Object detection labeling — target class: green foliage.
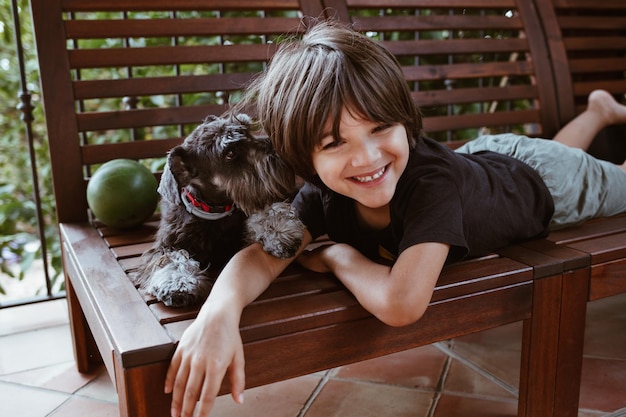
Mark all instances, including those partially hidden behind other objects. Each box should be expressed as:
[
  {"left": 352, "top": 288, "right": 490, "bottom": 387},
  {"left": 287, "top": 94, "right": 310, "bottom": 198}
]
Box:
[{"left": 0, "top": 0, "right": 62, "bottom": 297}]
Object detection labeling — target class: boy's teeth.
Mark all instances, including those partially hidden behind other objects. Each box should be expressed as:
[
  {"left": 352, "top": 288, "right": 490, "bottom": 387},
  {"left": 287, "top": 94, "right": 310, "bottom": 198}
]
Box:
[{"left": 354, "top": 167, "right": 385, "bottom": 183}]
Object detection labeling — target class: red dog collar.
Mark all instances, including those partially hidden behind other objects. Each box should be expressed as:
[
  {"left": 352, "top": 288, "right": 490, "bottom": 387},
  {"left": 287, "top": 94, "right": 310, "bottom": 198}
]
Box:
[{"left": 181, "top": 188, "right": 235, "bottom": 220}]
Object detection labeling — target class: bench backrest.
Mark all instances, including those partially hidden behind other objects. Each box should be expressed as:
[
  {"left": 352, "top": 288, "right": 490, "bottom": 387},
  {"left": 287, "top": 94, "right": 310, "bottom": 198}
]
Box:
[
  {"left": 535, "top": 0, "right": 626, "bottom": 124},
  {"left": 323, "top": 0, "right": 561, "bottom": 141},
  {"left": 32, "top": 0, "right": 569, "bottom": 225},
  {"left": 31, "top": 0, "right": 326, "bottom": 224}
]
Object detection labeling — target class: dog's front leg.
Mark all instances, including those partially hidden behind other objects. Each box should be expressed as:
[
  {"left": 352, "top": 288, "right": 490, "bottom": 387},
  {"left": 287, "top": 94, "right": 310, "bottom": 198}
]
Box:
[
  {"left": 144, "top": 249, "right": 212, "bottom": 307},
  {"left": 245, "top": 202, "right": 304, "bottom": 259}
]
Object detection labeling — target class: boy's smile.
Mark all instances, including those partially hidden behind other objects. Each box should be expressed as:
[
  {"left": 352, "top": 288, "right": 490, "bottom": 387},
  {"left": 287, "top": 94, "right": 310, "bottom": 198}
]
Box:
[{"left": 312, "top": 109, "right": 410, "bottom": 216}]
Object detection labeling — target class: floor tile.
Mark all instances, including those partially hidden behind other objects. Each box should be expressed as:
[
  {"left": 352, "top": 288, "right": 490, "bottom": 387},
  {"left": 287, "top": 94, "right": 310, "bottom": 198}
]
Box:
[
  {"left": 75, "top": 370, "right": 118, "bottom": 403},
  {"left": 212, "top": 375, "right": 320, "bottom": 417},
  {"left": 583, "top": 295, "right": 626, "bottom": 361},
  {"left": 443, "top": 358, "right": 516, "bottom": 400},
  {"left": 0, "top": 361, "right": 102, "bottom": 394},
  {"left": 333, "top": 344, "right": 447, "bottom": 390},
  {"left": 0, "top": 324, "right": 73, "bottom": 375},
  {"left": 0, "top": 380, "right": 70, "bottom": 417},
  {"left": 433, "top": 393, "right": 518, "bottom": 417},
  {"left": 48, "top": 395, "right": 119, "bottom": 417},
  {"left": 0, "top": 299, "right": 68, "bottom": 336},
  {"left": 304, "top": 379, "right": 433, "bottom": 417},
  {"left": 446, "top": 337, "right": 522, "bottom": 391},
  {"left": 578, "top": 356, "right": 626, "bottom": 412}
]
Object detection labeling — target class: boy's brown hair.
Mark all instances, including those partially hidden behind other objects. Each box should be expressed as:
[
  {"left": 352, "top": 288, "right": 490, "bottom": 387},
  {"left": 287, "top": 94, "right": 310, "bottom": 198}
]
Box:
[{"left": 241, "top": 20, "right": 422, "bottom": 182}]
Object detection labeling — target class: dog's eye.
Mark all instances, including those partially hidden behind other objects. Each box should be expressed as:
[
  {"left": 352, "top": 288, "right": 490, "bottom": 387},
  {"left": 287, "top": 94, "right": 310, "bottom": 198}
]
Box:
[{"left": 225, "top": 150, "right": 236, "bottom": 160}]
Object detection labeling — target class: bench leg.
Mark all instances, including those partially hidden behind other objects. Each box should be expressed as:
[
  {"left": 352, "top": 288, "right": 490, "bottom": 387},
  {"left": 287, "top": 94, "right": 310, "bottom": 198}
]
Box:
[
  {"left": 554, "top": 268, "right": 588, "bottom": 417},
  {"left": 115, "top": 359, "right": 172, "bottom": 417},
  {"left": 518, "top": 270, "right": 588, "bottom": 417},
  {"left": 65, "top": 277, "right": 102, "bottom": 372}
]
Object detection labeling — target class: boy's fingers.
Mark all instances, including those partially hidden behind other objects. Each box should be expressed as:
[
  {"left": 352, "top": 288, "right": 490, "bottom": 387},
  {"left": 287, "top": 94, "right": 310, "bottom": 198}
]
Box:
[
  {"left": 230, "top": 342, "right": 246, "bottom": 404},
  {"left": 170, "top": 359, "right": 191, "bottom": 417},
  {"left": 180, "top": 367, "right": 206, "bottom": 417},
  {"left": 164, "top": 350, "right": 182, "bottom": 394},
  {"left": 194, "top": 380, "right": 220, "bottom": 417}
]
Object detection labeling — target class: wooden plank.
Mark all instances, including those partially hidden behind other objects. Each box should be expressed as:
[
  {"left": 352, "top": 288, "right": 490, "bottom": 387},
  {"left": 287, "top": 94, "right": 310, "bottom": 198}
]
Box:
[
  {"left": 381, "top": 38, "right": 529, "bottom": 56},
  {"left": 61, "top": 223, "right": 175, "bottom": 368},
  {"left": 553, "top": 268, "right": 588, "bottom": 417},
  {"left": 518, "top": 274, "right": 562, "bottom": 417},
  {"left": 562, "top": 232, "right": 626, "bottom": 265},
  {"left": 30, "top": 0, "right": 89, "bottom": 223},
  {"left": 345, "top": 0, "right": 516, "bottom": 7},
  {"left": 65, "top": 17, "right": 305, "bottom": 39},
  {"left": 563, "top": 37, "right": 626, "bottom": 52},
  {"left": 116, "top": 362, "right": 172, "bottom": 417},
  {"left": 557, "top": 16, "right": 626, "bottom": 30},
  {"left": 351, "top": 14, "right": 523, "bottom": 32},
  {"left": 552, "top": 0, "right": 626, "bottom": 9},
  {"left": 589, "top": 259, "right": 626, "bottom": 301},
  {"left": 402, "top": 61, "right": 534, "bottom": 82},
  {"left": 76, "top": 105, "right": 225, "bottom": 132},
  {"left": 62, "top": 0, "right": 305, "bottom": 12},
  {"left": 423, "top": 109, "right": 541, "bottom": 133},
  {"left": 73, "top": 73, "right": 256, "bottom": 100},
  {"left": 69, "top": 44, "right": 278, "bottom": 69},
  {"left": 413, "top": 85, "right": 538, "bottom": 107},
  {"left": 216, "top": 281, "right": 532, "bottom": 394},
  {"left": 547, "top": 214, "right": 626, "bottom": 245},
  {"left": 81, "top": 139, "right": 181, "bottom": 166}
]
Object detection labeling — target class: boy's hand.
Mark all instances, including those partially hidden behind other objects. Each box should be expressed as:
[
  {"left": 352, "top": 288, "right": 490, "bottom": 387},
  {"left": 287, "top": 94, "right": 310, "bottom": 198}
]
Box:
[
  {"left": 296, "top": 244, "right": 335, "bottom": 273},
  {"left": 165, "top": 308, "right": 245, "bottom": 417}
]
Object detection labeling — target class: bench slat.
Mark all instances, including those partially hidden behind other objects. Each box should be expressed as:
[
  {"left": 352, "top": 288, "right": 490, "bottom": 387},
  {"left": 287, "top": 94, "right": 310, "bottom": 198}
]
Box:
[
  {"left": 351, "top": 14, "right": 523, "bottom": 31},
  {"left": 343, "top": 0, "right": 516, "bottom": 7},
  {"left": 69, "top": 44, "right": 279, "bottom": 69},
  {"left": 73, "top": 73, "right": 256, "bottom": 100},
  {"left": 61, "top": 0, "right": 307, "bottom": 12},
  {"left": 81, "top": 139, "right": 181, "bottom": 166},
  {"left": 65, "top": 17, "right": 305, "bottom": 39}
]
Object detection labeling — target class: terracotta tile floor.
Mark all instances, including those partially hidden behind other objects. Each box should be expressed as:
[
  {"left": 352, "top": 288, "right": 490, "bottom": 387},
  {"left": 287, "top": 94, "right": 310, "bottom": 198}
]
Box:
[{"left": 1, "top": 293, "right": 625, "bottom": 417}]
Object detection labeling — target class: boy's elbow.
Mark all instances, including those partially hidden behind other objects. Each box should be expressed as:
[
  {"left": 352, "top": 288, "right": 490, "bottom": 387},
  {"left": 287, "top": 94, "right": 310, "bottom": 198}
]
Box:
[{"left": 376, "top": 298, "right": 428, "bottom": 327}]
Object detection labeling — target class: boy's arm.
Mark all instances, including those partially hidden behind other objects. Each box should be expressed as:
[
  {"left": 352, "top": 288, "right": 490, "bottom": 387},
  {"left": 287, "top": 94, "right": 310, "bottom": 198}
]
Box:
[
  {"left": 165, "top": 230, "right": 313, "bottom": 417},
  {"left": 297, "top": 242, "right": 449, "bottom": 327}
]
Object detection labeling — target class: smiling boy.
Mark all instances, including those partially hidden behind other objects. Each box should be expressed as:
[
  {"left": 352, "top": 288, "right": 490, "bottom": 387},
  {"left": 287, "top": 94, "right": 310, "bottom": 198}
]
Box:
[{"left": 164, "top": 20, "right": 626, "bottom": 417}]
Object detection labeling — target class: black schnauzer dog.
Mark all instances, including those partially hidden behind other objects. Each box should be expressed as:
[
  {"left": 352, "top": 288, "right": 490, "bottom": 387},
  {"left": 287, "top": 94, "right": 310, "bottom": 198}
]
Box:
[{"left": 131, "top": 114, "right": 304, "bottom": 307}]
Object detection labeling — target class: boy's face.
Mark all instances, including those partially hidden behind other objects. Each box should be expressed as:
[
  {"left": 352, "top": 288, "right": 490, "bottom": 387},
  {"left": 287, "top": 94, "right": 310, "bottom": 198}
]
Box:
[{"left": 312, "top": 109, "right": 410, "bottom": 211}]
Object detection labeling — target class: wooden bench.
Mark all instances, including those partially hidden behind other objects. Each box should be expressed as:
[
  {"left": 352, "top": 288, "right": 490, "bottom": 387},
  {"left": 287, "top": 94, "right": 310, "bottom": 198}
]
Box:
[{"left": 30, "top": 1, "right": 625, "bottom": 416}]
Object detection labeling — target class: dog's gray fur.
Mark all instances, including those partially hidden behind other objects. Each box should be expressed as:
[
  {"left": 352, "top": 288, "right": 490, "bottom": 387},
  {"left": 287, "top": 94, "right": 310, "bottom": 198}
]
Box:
[{"left": 131, "top": 114, "right": 304, "bottom": 307}]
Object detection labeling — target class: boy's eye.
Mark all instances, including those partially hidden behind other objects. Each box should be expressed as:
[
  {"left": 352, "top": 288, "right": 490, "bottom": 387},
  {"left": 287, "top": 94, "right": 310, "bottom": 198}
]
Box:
[
  {"left": 372, "top": 123, "right": 393, "bottom": 134},
  {"left": 319, "top": 138, "right": 342, "bottom": 151}
]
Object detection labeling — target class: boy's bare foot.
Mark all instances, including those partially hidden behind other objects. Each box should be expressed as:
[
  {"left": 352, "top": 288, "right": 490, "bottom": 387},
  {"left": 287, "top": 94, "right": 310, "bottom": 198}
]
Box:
[{"left": 587, "top": 90, "right": 626, "bottom": 126}]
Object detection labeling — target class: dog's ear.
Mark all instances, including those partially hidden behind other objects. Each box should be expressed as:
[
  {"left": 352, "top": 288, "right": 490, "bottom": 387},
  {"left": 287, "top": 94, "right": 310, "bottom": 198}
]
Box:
[
  {"left": 157, "top": 146, "right": 194, "bottom": 205},
  {"left": 157, "top": 162, "right": 181, "bottom": 205}
]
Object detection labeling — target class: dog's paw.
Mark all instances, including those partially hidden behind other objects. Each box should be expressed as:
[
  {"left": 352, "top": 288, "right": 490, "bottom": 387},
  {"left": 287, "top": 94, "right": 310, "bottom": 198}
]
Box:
[
  {"left": 246, "top": 202, "right": 304, "bottom": 259},
  {"left": 143, "top": 249, "right": 213, "bottom": 307}
]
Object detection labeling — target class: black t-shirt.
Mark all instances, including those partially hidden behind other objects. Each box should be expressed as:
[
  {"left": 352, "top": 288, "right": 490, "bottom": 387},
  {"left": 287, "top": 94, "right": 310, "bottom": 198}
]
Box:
[{"left": 292, "top": 135, "right": 554, "bottom": 263}]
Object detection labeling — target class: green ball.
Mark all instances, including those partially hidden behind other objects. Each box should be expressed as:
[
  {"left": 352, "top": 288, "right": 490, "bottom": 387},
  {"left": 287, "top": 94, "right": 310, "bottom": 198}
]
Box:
[{"left": 87, "top": 159, "right": 158, "bottom": 228}]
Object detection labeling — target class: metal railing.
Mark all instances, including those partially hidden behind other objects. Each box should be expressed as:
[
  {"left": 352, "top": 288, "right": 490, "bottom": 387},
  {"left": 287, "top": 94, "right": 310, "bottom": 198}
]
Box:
[{"left": 0, "top": 0, "right": 64, "bottom": 308}]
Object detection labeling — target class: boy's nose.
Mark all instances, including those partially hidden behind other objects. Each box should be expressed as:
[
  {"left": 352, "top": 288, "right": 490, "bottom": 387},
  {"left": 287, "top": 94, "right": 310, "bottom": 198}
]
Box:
[{"left": 351, "top": 139, "right": 381, "bottom": 167}]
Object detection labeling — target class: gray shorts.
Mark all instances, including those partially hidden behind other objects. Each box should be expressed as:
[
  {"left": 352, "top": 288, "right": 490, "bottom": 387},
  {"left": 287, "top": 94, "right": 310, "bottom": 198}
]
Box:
[{"left": 456, "top": 134, "right": 626, "bottom": 229}]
